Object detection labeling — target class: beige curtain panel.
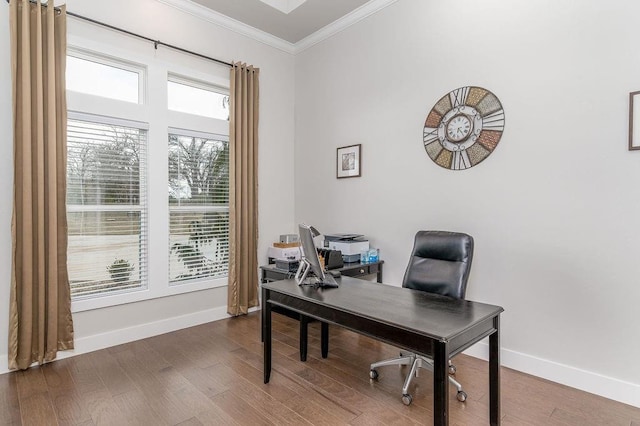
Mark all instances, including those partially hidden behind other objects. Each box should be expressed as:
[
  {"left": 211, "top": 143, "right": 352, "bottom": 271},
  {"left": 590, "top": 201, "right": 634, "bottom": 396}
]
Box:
[
  {"left": 9, "top": 0, "right": 74, "bottom": 370},
  {"left": 227, "top": 62, "right": 260, "bottom": 316}
]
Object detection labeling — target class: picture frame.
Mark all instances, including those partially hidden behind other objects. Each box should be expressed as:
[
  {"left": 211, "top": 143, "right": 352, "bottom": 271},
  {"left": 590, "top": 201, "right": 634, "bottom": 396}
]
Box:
[
  {"left": 629, "top": 91, "right": 640, "bottom": 150},
  {"left": 336, "top": 144, "right": 361, "bottom": 178}
]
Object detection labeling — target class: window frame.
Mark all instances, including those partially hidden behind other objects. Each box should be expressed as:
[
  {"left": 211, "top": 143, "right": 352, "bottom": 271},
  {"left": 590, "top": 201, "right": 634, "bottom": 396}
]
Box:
[{"left": 66, "top": 111, "right": 149, "bottom": 300}]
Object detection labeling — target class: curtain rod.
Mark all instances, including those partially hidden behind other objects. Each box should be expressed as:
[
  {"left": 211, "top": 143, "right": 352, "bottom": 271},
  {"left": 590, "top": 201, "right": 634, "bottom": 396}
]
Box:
[{"left": 5, "top": 0, "right": 233, "bottom": 68}]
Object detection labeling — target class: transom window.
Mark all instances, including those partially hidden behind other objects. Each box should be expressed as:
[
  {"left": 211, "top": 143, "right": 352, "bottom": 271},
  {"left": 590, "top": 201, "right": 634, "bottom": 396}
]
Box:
[
  {"left": 67, "top": 51, "right": 143, "bottom": 104},
  {"left": 168, "top": 75, "right": 229, "bottom": 120}
]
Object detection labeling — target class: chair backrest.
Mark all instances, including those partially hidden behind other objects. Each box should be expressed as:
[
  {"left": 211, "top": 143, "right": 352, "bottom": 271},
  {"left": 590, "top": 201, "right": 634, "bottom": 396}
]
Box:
[{"left": 402, "top": 230, "right": 474, "bottom": 299}]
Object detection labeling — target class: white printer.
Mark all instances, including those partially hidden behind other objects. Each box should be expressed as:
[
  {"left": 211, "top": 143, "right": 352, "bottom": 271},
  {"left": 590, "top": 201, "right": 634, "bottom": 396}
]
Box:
[
  {"left": 267, "top": 246, "right": 301, "bottom": 263},
  {"left": 323, "top": 233, "right": 369, "bottom": 263}
]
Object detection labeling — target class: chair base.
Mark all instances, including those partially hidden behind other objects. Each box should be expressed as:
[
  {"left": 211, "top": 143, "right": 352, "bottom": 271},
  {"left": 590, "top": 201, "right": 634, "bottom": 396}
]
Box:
[{"left": 370, "top": 352, "right": 467, "bottom": 405}]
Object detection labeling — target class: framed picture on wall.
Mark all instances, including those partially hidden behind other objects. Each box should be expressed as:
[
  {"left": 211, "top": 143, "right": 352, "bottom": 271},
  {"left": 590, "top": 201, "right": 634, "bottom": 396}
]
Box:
[
  {"left": 336, "top": 144, "right": 361, "bottom": 178},
  {"left": 629, "top": 91, "right": 640, "bottom": 150}
]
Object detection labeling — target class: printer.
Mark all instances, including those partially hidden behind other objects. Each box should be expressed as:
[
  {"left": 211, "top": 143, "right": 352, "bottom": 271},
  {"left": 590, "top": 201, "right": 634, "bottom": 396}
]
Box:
[
  {"left": 323, "top": 233, "right": 369, "bottom": 263},
  {"left": 267, "top": 246, "right": 301, "bottom": 264}
]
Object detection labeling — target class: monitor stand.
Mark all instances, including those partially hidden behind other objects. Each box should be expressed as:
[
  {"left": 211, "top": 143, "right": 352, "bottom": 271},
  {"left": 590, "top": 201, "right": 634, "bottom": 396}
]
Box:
[{"left": 294, "top": 258, "right": 311, "bottom": 285}]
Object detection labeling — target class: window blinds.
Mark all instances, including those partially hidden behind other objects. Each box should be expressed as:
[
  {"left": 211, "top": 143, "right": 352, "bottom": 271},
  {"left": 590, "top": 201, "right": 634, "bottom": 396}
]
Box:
[
  {"left": 67, "top": 113, "right": 148, "bottom": 298},
  {"left": 168, "top": 130, "right": 229, "bottom": 283}
]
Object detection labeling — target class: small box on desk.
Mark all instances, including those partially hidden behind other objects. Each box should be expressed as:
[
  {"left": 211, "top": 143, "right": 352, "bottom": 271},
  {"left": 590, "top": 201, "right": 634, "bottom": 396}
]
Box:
[
  {"left": 275, "top": 258, "right": 299, "bottom": 272},
  {"left": 272, "top": 241, "right": 300, "bottom": 248},
  {"left": 279, "top": 234, "right": 299, "bottom": 243}
]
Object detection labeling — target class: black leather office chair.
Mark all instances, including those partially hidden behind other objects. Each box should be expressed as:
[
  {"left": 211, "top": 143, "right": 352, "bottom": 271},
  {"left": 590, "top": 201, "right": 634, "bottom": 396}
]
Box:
[{"left": 369, "top": 230, "right": 474, "bottom": 406}]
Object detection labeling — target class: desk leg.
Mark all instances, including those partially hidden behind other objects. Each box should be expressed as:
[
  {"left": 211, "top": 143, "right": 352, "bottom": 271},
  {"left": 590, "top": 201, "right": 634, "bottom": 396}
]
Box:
[
  {"left": 300, "top": 315, "right": 309, "bottom": 362},
  {"left": 433, "top": 341, "right": 449, "bottom": 426},
  {"left": 377, "top": 263, "right": 383, "bottom": 283},
  {"left": 260, "top": 270, "right": 267, "bottom": 342},
  {"left": 489, "top": 316, "right": 501, "bottom": 425},
  {"left": 263, "top": 287, "right": 272, "bottom": 383},
  {"left": 321, "top": 322, "right": 329, "bottom": 358}
]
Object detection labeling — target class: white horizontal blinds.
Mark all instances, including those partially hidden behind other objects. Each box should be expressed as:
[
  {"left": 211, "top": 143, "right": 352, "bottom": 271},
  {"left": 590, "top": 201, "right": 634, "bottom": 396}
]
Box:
[
  {"left": 67, "top": 114, "right": 148, "bottom": 298},
  {"left": 168, "top": 131, "right": 229, "bottom": 283}
]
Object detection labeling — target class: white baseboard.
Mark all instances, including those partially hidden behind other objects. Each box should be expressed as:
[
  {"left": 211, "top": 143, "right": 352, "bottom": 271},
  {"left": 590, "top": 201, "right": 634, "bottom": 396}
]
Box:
[
  {"left": 463, "top": 343, "right": 640, "bottom": 408},
  {"left": 0, "top": 305, "right": 259, "bottom": 376}
]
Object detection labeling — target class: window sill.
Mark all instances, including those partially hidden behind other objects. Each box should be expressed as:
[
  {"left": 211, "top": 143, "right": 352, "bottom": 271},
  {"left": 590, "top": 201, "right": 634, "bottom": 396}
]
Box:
[{"left": 70, "top": 276, "right": 228, "bottom": 313}]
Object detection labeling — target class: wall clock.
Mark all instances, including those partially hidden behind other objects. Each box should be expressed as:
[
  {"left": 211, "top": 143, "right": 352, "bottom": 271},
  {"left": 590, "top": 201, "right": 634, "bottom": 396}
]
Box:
[{"left": 423, "top": 86, "right": 505, "bottom": 170}]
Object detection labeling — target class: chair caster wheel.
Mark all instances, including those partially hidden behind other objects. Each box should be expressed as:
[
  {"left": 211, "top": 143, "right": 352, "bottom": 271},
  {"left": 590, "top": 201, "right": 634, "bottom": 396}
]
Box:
[
  {"left": 369, "top": 369, "right": 379, "bottom": 380},
  {"left": 456, "top": 390, "right": 467, "bottom": 402},
  {"left": 402, "top": 394, "right": 413, "bottom": 406},
  {"left": 449, "top": 364, "right": 456, "bottom": 375}
]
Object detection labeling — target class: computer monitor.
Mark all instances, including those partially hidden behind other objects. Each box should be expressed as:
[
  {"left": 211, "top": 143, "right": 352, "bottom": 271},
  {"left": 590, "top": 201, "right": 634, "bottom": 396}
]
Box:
[{"left": 295, "top": 223, "right": 332, "bottom": 286}]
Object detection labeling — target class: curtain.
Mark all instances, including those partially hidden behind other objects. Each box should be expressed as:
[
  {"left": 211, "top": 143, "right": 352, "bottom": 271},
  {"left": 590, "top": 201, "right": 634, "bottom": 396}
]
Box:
[
  {"left": 8, "top": 0, "right": 74, "bottom": 370},
  {"left": 227, "top": 62, "right": 260, "bottom": 316}
]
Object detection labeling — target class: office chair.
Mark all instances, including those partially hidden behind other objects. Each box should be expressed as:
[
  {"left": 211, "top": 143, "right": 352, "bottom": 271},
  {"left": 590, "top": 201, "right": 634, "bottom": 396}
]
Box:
[{"left": 369, "top": 230, "right": 474, "bottom": 406}]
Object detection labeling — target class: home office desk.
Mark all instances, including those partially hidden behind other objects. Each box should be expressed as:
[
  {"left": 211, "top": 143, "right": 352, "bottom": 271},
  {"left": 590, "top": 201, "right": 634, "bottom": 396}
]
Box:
[
  {"left": 259, "top": 260, "right": 384, "bottom": 360},
  {"left": 262, "top": 276, "right": 504, "bottom": 426}
]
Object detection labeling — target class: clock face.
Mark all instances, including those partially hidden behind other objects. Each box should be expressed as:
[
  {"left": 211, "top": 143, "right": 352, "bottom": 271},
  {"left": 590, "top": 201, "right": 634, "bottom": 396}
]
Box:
[
  {"left": 446, "top": 114, "right": 472, "bottom": 142},
  {"left": 423, "top": 86, "right": 505, "bottom": 170}
]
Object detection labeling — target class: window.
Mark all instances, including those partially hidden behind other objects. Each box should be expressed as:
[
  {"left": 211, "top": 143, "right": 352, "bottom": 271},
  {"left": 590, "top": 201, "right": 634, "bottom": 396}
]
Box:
[
  {"left": 67, "top": 113, "right": 148, "bottom": 299},
  {"left": 65, "top": 40, "right": 230, "bottom": 310},
  {"left": 168, "top": 75, "right": 229, "bottom": 120},
  {"left": 168, "top": 130, "right": 229, "bottom": 283},
  {"left": 66, "top": 53, "right": 142, "bottom": 104}
]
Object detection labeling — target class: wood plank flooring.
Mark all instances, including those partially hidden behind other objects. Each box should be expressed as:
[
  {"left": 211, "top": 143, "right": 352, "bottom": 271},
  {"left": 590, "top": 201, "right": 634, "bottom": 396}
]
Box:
[{"left": 1, "top": 312, "right": 639, "bottom": 425}]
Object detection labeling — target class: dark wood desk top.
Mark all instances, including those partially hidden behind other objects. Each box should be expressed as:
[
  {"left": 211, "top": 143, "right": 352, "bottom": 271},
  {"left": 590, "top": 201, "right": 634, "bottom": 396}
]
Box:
[{"left": 262, "top": 276, "right": 503, "bottom": 343}]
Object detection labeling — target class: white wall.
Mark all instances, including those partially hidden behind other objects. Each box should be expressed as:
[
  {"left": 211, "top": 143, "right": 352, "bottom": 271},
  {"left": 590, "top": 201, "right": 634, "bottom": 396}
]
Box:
[
  {"left": 294, "top": 0, "right": 640, "bottom": 406},
  {"left": 0, "top": 0, "right": 295, "bottom": 368}
]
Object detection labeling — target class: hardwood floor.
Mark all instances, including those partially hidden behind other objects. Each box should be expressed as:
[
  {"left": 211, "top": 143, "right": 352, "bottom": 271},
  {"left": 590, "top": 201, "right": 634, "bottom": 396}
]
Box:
[{"left": 1, "top": 312, "right": 639, "bottom": 425}]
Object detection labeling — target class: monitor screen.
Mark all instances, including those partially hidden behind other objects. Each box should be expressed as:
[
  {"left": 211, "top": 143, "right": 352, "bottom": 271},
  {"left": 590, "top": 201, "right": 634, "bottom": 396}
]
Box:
[{"left": 296, "top": 223, "right": 326, "bottom": 284}]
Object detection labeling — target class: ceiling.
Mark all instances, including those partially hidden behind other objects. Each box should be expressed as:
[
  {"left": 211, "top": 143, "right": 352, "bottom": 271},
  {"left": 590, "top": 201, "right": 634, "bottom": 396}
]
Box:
[{"left": 190, "top": 0, "right": 373, "bottom": 44}]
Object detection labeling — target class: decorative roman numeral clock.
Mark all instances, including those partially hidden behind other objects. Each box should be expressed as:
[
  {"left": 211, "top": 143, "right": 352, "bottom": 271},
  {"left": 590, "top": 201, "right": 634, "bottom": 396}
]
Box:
[{"left": 423, "top": 86, "right": 505, "bottom": 170}]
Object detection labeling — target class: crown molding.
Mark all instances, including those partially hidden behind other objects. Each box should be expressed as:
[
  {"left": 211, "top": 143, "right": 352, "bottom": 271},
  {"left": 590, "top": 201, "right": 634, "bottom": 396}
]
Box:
[
  {"left": 156, "top": 0, "right": 296, "bottom": 54},
  {"left": 156, "top": 0, "right": 397, "bottom": 56},
  {"left": 293, "top": 0, "right": 398, "bottom": 54}
]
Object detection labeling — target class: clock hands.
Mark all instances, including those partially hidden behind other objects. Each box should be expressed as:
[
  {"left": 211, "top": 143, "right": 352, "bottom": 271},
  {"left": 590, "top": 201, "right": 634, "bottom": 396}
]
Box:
[{"left": 447, "top": 115, "right": 471, "bottom": 142}]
